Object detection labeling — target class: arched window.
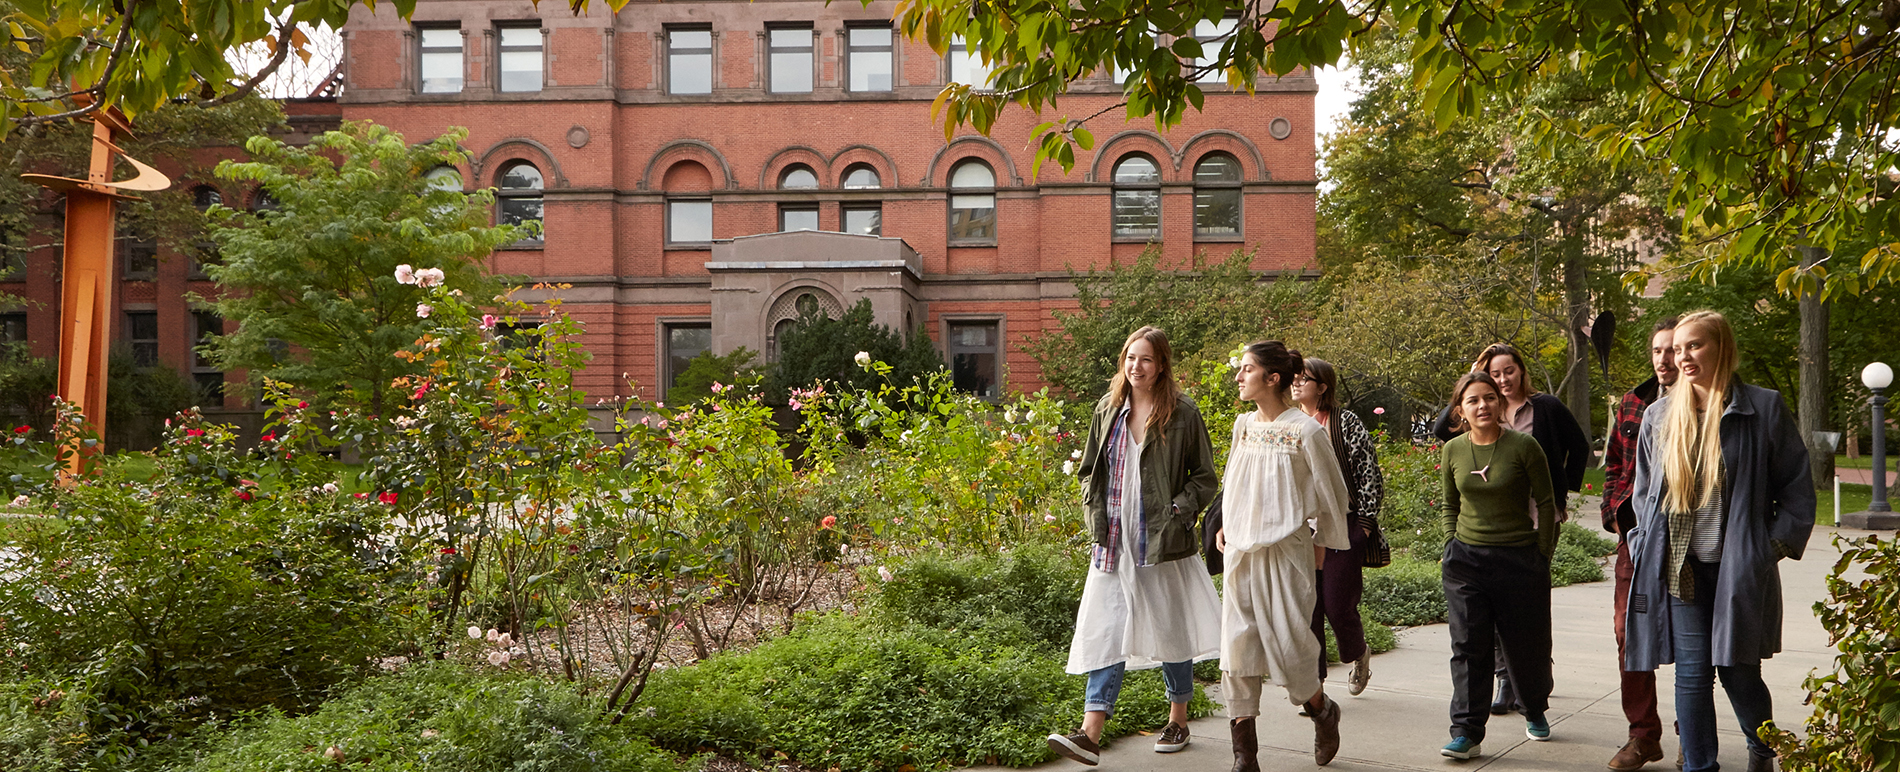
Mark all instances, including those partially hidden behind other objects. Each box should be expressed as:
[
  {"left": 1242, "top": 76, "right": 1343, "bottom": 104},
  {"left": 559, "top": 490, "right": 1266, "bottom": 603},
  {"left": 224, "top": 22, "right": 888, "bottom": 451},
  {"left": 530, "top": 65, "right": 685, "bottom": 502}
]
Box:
[
  {"left": 767, "top": 290, "right": 840, "bottom": 362},
  {"left": 1194, "top": 153, "right": 1243, "bottom": 236},
  {"left": 841, "top": 164, "right": 880, "bottom": 189},
  {"left": 1112, "top": 154, "right": 1160, "bottom": 238},
  {"left": 251, "top": 189, "right": 279, "bottom": 212},
  {"left": 497, "top": 161, "right": 544, "bottom": 240},
  {"left": 841, "top": 164, "right": 882, "bottom": 235},
  {"left": 778, "top": 165, "right": 819, "bottom": 189},
  {"left": 778, "top": 164, "right": 820, "bottom": 231},
  {"left": 948, "top": 160, "right": 996, "bottom": 243},
  {"left": 192, "top": 186, "right": 223, "bottom": 210}
]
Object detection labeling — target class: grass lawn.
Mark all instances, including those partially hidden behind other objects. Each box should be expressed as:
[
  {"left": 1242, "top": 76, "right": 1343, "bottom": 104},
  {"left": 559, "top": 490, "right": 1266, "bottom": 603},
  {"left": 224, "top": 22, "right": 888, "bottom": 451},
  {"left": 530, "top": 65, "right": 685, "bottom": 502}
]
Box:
[
  {"left": 1817, "top": 482, "right": 1876, "bottom": 527},
  {"left": 1833, "top": 453, "right": 1896, "bottom": 473}
]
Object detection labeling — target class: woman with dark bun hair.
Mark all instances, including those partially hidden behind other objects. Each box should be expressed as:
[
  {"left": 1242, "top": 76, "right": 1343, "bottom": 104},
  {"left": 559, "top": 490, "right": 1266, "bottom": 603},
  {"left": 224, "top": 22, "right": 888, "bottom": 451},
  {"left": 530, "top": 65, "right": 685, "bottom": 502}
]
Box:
[
  {"left": 1047, "top": 326, "right": 1223, "bottom": 767},
  {"left": 1290, "top": 357, "right": 1384, "bottom": 697},
  {"left": 1218, "top": 340, "right": 1353, "bottom": 770}
]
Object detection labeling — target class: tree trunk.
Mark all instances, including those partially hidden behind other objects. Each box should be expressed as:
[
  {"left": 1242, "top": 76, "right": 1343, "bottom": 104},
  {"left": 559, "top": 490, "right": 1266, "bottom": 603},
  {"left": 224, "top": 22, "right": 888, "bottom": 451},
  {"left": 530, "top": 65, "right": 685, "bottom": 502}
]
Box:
[
  {"left": 1561, "top": 226, "right": 1595, "bottom": 459},
  {"left": 1798, "top": 245, "right": 1833, "bottom": 491}
]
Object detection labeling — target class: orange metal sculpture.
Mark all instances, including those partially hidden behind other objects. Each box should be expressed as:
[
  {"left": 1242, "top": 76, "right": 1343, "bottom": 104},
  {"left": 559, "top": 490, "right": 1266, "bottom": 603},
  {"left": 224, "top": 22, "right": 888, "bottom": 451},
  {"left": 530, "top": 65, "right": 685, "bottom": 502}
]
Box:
[{"left": 21, "top": 109, "right": 170, "bottom": 475}]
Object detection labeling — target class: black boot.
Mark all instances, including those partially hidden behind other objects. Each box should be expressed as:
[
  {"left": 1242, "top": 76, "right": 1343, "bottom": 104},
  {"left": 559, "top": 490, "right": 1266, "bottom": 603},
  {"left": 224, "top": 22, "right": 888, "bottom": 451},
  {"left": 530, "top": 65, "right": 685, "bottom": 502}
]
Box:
[
  {"left": 1230, "top": 718, "right": 1260, "bottom": 772},
  {"left": 1490, "top": 672, "right": 1517, "bottom": 715}
]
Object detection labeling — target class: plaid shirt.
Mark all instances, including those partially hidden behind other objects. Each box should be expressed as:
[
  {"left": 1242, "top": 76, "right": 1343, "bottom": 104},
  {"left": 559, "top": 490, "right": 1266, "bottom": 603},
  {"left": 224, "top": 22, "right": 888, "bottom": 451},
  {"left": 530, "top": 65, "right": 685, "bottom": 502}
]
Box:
[
  {"left": 1092, "top": 408, "right": 1147, "bottom": 572},
  {"left": 1601, "top": 377, "right": 1661, "bottom": 534}
]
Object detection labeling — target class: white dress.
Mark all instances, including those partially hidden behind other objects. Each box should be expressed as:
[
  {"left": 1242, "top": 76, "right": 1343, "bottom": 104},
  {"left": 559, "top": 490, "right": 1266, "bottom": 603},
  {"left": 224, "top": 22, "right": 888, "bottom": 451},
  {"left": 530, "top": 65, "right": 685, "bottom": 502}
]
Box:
[
  {"left": 1065, "top": 426, "right": 1224, "bottom": 674},
  {"left": 1219, "top": 409, "right": 1353, "bottom": 703}
]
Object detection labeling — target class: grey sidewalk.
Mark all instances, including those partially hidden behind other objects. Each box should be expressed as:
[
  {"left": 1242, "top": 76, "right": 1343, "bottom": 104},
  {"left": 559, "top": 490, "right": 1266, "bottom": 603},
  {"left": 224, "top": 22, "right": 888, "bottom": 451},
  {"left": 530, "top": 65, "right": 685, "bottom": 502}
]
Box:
[{"left": 1028, "top": 521, "right": 1878, "bottom": 772}]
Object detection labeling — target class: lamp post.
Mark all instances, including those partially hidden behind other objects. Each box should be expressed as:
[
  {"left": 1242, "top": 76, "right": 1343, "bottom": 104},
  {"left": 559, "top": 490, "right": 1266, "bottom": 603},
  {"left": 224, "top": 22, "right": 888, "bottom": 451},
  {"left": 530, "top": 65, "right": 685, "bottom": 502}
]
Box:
[{"left": 1843, "top": 362, "right": 1894, "bottom": 529}]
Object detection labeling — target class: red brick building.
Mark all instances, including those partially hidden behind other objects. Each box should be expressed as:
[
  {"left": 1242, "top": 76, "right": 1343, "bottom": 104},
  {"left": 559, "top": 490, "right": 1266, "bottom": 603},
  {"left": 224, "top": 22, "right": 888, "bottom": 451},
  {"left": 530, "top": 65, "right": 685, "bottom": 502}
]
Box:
[
  {"left": 340, "top": 0, "right": 1318, "bottom": 400},
  {"left": 4, "top": 0, "right": 1316, "bottom": 411}
]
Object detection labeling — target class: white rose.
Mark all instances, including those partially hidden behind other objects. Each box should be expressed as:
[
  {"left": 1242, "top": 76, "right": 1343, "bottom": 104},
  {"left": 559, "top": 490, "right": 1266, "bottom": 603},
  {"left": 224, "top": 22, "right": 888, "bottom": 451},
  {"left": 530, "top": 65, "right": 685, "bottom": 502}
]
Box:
[
  {"left": 486, "top": 650, "right": 506, "bottom": 666},
  {"left": 853, "top": 351, "right": 872, "bottom": 368},
  {"left": 395, "top": 264, "right": 416, "bottom": 284},
  {"left": 1070, "top": 449, "right": 1082, "bottom": 460},
  {"left": 321, "top": 482, "right": 339, "bottom": 494},
  {"left": 416, "top": 303, "right": 433, "bottom": 319},
  {"left": 467, "top": 626, "right": 483, "bottom": 640},
  {"left": 416, "top": 267, "right": 446, "bottom": 287},
  {"left": 1062, "top": 460, "right": 1076, "bottom": 476},
  {"left": 876, "top": 566, "right": 894, "bottom": 582}
]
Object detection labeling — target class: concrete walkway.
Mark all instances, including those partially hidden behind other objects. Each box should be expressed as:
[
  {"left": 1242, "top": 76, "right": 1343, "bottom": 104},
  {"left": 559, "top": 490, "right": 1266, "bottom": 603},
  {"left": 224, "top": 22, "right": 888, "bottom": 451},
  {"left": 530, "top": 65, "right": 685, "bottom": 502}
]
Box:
[{"left": 1031, "top": 519, "right": 1881, "bottom": 772}]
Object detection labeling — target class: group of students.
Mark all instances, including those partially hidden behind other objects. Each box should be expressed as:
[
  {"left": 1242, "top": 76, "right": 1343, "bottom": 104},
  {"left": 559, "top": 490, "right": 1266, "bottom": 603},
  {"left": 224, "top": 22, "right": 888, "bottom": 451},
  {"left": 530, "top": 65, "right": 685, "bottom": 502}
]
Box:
[{"left": 1045, "top": 311, "right": 1815, "bottom": 772}]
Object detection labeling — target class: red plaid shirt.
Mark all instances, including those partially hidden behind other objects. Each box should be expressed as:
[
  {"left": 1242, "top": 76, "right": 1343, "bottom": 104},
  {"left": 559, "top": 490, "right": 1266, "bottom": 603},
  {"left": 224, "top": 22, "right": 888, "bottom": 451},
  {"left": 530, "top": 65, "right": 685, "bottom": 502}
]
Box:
[{"left": 1601, "top": 377, "right": 1661, "bottom": 534}]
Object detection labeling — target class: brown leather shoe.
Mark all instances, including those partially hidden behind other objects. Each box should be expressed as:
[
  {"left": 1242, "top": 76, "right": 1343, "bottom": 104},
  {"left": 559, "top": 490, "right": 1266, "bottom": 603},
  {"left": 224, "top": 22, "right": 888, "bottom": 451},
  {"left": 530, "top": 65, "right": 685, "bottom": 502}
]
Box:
[
  {"left": 1309, "top": 694, "right": 1342, "bottom": 766},
  {"left": 1607, "top": 737, "right": 1665, "bottom": 771},
  {"left": 1231, "top": 718, "right": 1260, "bottom": 772}
]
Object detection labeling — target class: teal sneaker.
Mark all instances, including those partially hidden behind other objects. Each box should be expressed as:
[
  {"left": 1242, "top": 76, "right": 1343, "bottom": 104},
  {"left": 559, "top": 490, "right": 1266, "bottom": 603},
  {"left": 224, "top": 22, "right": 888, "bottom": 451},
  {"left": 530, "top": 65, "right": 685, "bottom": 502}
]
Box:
[
  {"left": 1441, "top": 737, "right": 1482, "bottom": 759},
  {"left": 1526, "top": 714, "right": 1552, "bottom": 741}
]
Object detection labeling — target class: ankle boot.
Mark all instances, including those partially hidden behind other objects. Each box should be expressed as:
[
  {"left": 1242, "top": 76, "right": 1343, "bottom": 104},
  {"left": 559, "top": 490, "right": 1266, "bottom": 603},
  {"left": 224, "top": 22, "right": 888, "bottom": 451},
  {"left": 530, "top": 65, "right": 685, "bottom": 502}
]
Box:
[
  {"left": 1309, "top": 694, "right": 1341, "bottom": 766},
  {"left": 1230, "top": 718, "right": 1260, "bottom": 772},
  {"left": 1490, "top": 673, "right": 1517, "bottom": 715}
]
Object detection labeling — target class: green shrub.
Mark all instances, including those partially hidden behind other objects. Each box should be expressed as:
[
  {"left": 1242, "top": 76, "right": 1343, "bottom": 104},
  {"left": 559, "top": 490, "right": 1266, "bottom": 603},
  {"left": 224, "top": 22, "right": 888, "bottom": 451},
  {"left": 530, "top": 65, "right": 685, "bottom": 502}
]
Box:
[
  {"left": 666, "top": 347, "right": 764, "bottom": 406},
  {"left": 177, "top": 663, "right": 676, "bottom": 772},
  {"left": 1549, "top": 522, "right": 1614, "bottom": 587},
  {"left": 0, "top": 677, "right": 95, "bottom": 772},
  {"left": 1361, "top": 554, "right": 1447, "bottom": 627},
  {"left": 768, "top": 299, "right": 942, "bottom": 403},
  {"left": 0, "top": 447, "right": 414, "bottom": 751},
  {"left": 868, "top": 545, "right": 1085, "bottom": 646},
  {"left": 1763, "top": 534, "right": 1900, "bottom": 771},
  {"left": 628, "top": 613, "right": 1212, "bottom": 771},
  {"left": 1373, "top": 435, "right": 1447, "bottom": 552},
  {"left": 1321, "top": 615, "right": 1400, "bottom": 663}
]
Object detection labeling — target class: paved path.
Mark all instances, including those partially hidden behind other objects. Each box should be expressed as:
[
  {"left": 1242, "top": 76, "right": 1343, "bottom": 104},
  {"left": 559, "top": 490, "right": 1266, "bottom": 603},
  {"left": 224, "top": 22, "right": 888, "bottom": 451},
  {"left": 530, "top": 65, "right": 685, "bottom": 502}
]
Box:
[
  {"left": 1019, "top": 519, "right": 1880, "bottom": 772},
  {"left": 1835, "top": 466, "right": 1896, "bottom": 487}
]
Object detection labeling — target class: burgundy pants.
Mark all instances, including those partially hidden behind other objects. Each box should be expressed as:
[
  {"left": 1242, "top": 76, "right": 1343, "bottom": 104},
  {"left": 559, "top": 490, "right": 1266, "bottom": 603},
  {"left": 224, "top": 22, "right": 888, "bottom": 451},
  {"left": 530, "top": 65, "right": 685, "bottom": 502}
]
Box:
[
  {"left": 1614, "top": 539, "right": 1664, "bottom": 741},
  {"left": 1311, "top": 530, "right": 1367, "bottom": 677}
]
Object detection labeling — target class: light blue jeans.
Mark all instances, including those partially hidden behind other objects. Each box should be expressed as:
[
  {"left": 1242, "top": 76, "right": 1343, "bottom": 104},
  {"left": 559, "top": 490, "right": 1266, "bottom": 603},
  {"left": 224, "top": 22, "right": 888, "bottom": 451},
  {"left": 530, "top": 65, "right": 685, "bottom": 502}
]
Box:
[
  {"left": 1084, "top": 661, "right": 1195, "bottom": 716},
  {"left": 1671, "top": 559, "right": 1775, "bottom": 772}
]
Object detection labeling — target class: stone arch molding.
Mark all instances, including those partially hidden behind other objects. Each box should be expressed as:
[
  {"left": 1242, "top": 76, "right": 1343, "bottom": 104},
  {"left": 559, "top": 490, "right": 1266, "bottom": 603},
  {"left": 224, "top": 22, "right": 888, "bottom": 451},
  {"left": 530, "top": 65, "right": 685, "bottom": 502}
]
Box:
[
  {"left": 1088, "top": 130, "right": 1174, "bottom": 183},
  {"left": 827, "top": 144, "right": 901, "bottom": 188},
  {"left": 758, "top": 145, "right": 830, "bottom": 190},
  {"left": 640, "top": 139, "right": 737, "bottom": 191},
  {"left": 923, "top": 135, "right": 1021, "bottom": 187},
  {"left": 475, "top": 138, "right": 567, "bottom": 188},
  {"left": 1177, "top": 130, "right": 1269, "bottom": 181}
]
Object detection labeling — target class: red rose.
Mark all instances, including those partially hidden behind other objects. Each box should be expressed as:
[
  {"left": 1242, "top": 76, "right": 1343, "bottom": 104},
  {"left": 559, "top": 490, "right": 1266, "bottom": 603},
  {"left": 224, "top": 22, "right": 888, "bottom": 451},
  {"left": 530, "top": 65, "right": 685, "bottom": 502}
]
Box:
[
  {"left": 260, "top": 432, "right": 275, "bottom": 443},
  {"left": 297, "top": 401, "right": 309, "bottom": 409},
  {"left": 185, "top": 429, "right": 205, "bottom": 437},
  {"left": 353, "top": 492, "right": 369, "bottom": 500},
  {"left": 12, "top": 426, "right": 27, "bottom": 434},
  {"left": 234, "top": 490, "right": 253, "bottom": 501},
  {"left": 378, "top": 491, "right": 399, "bottom": 505},
  {"left": 820, "top": 515, "right": 837, "bottom": 529},
  {"left": 440, "top": 547, "right": 457, "bottom": 555}
]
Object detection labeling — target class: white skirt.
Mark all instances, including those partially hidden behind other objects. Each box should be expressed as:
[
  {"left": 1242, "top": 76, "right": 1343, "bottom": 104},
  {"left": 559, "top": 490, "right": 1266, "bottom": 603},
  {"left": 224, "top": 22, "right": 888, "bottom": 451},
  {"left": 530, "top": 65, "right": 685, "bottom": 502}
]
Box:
[{"left": 1065, "top": 519, "right": 1224, "bottom": 674}]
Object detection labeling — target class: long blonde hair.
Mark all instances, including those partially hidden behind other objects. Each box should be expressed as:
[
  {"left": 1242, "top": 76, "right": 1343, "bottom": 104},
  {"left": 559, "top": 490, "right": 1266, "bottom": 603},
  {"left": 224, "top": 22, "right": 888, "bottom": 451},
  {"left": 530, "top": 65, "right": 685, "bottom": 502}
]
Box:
[
  {"left": 1104, "top": 326, "right": 1182, "bottom": 443},
  {"left": 1660, "top": 311, "right": 1739, "bottom": 514}
]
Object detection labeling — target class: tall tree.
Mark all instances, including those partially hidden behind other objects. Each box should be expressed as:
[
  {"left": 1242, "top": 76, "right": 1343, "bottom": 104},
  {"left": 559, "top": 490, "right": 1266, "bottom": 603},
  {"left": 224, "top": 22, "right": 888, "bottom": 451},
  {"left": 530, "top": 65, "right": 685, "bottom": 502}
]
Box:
[
  {"left": 1320, "top": 31, "right": 1665, "bottom": 436},
  {"left": 201, "top": 122, "right": 520, "bottom": 415}
]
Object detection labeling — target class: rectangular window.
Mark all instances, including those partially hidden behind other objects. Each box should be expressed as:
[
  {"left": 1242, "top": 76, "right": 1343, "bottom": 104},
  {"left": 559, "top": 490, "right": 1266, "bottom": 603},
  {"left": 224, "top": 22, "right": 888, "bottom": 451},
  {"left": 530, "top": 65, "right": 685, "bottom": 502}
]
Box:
[
  {"left": 1195, "top": 189, "right": 1241, "bottom": 236},
  {"left": 664, "top": 323, "right": 712, "bottom": 397},
  {"left": 418, "top": 27, "right": 464, "bottom": 93},
  {"left": 126, "top": 311, "right": 158, "bottom": 368},
  {"left": 1113, "top": 29, "right": 1156, "bottom": 83},
  {"left": 1193, "top": 17, "right": 1238, "bottom": 83},
  {"left": 668, "top": 27, "right": 713, "bottom": 95},
  {"left": 1113, "top": 189, "right": 1161, "bottom": 237},
  {"left": 779, "top": 205, "right": 819, "bottom": 232},
  {"left": 843, "top": 205, "right": 882, "bottom": 236},
  {"left": 191, "top": 311, "right": 223, "bottom": 405},
  {"left": 768, "top": 26, "right": 813, "bottom": 93},
  {"left": 848, "top": 26, "right": 893, "bottom": 92},
  {"left": 497, "top": 26, "right": 543, "bottom": 92},
  {"left": 0, "top": 313, "right": 25, "bottom": 345},
  {"left": 949, "top": 193, "right": 996, "bottom": 242},
  {"left": 948, "top": 36, "right": 992, "bottom": 89},
  {"left": 668, "top": 199, "right": 713, "bottom": 244},
  {"left": 948, "top": 321, "right": 999, "bottom": 399},
  {"left": 120, "top": 235, "right": 157, "bottom": 280}
]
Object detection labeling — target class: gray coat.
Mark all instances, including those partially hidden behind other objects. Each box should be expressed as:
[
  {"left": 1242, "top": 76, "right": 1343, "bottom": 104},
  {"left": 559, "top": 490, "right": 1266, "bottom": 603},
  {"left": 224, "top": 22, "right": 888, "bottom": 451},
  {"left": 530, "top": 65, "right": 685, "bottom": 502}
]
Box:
[{"left": 1623, "top": 382, "right": 1815, "bottom": 671}]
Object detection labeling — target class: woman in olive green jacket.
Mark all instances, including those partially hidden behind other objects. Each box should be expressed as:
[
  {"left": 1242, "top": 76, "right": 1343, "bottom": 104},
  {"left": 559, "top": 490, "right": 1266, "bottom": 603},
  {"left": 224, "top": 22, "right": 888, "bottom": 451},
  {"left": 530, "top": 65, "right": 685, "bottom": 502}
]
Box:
[{"left": 1047, "top": 326, "right": 1223, "bottom": 766}]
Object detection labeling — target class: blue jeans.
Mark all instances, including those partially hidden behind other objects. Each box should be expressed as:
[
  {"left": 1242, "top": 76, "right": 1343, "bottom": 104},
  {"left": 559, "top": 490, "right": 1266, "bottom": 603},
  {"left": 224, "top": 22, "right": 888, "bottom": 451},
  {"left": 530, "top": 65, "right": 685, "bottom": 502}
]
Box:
[
  {"left": 1671, "top": 559, "right": 1775, "bottom": 772},
  {"left": 1084, "top": 661, "right": 1195, "bottom": 716}
]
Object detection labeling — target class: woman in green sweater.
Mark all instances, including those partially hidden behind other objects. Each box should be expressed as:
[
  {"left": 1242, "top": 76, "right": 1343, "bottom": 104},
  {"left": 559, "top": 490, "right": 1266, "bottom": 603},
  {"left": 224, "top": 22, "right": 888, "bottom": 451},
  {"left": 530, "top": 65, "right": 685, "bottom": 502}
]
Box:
[{"left": 1436, "top": 371, "right": 1560, "bottom": 761}]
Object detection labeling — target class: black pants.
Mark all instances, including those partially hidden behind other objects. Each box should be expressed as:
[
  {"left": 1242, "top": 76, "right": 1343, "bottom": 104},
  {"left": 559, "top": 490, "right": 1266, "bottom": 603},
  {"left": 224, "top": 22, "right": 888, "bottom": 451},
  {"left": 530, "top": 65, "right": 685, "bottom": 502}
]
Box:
[{"left": 1442, "top": 538, "right": 1553, "bottom": 742}]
